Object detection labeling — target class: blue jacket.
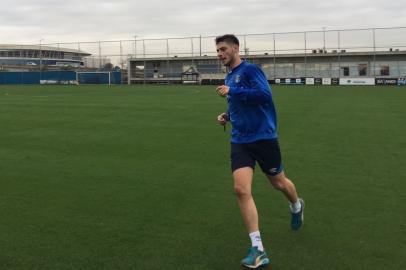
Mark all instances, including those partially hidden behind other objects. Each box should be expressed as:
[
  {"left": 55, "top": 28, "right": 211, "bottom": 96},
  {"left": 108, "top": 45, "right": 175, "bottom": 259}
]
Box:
[{"left": 225, "top": 61, "right": 278, "bottom": 143}]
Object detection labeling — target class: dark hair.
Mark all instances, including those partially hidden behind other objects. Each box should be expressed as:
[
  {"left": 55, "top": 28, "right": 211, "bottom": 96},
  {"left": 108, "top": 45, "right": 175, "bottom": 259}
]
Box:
[{"left": 215, "top": 34, "right": 239, "bottom": 46}]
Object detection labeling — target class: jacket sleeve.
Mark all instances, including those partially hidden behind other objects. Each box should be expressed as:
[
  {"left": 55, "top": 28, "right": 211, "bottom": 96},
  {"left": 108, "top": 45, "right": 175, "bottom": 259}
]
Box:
[{"left": 228, "top": 66, "right": 271, "bottom": 105}]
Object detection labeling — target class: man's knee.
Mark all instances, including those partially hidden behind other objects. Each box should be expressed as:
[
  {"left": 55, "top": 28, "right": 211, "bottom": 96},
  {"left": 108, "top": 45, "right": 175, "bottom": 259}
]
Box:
[
  {"left": 234, "top": 184, "right": 251, "bottom": 198},
  {"left": 268, "top": 174, "right": 288, "bottom": 191},
  {"left": 233, "top": 167, "right": 253, "bottom": 198}
]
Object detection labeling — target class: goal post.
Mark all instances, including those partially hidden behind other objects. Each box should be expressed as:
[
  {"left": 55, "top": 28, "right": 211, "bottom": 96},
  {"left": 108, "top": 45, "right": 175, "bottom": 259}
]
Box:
[{"left": 76, "top": 71, "right": 111, "bottom": 85}]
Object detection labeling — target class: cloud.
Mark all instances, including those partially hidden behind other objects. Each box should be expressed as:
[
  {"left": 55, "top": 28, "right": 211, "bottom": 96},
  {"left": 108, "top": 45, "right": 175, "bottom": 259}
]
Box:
[{"left": 0, "top": 0, "right": 404, "bottom": 43}]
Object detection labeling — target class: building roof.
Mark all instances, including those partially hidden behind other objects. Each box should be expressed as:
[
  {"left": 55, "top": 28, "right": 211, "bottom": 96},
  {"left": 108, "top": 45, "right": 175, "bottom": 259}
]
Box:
[
  {"left": 0, "top": 44, "right": 90, "bottom": 56},
  {"left": 129, "top": 50, "right": 406, "bottom": 62}
]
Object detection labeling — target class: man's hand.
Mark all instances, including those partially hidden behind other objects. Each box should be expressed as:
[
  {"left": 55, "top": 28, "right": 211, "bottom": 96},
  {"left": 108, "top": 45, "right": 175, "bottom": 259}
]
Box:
[
  {"left": 217, "top": 113, "right": 229, "bottom": 126},
  {"left": 216, "top": 85, "right": 229, "bottom": 97}
]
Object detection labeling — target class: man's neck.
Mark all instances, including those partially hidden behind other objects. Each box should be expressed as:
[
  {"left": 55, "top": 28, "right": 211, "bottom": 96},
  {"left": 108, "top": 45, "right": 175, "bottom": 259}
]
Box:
[{"left": 230, "top": 57, "right": 242, "bottom": 70}]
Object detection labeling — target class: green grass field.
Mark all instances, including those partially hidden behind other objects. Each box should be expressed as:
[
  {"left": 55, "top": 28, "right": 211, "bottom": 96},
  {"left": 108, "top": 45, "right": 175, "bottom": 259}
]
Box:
[{"left": 0, "top": 84, "right": 405, "bottom": 270}]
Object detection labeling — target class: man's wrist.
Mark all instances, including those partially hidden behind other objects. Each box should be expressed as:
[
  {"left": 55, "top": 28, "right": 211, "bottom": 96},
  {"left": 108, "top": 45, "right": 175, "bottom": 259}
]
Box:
[{"left": 228, "top": 86, "right": 235, "bottom": 96}]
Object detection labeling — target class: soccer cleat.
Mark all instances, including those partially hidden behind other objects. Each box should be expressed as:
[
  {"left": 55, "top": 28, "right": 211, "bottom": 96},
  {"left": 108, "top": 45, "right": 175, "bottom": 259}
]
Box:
[
  {"left": 241, "top": 246, "right": 270, "bottom": 269},
  {"left": 291, "top": 198, "right": 305, "bottom": 231}
]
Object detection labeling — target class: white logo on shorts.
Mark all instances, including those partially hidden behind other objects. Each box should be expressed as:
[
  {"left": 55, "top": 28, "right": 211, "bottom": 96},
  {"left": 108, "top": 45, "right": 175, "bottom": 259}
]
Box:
[{"left": 269, "top": 168, "right": 278, "bottom": 174}]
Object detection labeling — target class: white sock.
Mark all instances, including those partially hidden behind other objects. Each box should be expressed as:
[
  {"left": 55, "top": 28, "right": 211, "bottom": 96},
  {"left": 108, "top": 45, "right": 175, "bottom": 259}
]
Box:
[
  {"left": 290, "top": 199, "right": 301, "bottom": 213},
  {"left": 249, "top": 231, "right": 264, "bottom": 251}
]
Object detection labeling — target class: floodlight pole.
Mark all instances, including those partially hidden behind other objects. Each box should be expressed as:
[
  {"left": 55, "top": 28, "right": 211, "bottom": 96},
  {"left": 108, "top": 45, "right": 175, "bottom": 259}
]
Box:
[{"left": 322, "top": 27, "right": 326, "bottom": 53}]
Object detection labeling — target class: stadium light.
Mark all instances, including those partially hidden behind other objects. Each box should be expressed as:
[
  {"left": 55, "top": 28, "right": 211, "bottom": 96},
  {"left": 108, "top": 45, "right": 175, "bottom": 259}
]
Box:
[{"left": 322, "top": 27, "right": 326, "bottom": 53}]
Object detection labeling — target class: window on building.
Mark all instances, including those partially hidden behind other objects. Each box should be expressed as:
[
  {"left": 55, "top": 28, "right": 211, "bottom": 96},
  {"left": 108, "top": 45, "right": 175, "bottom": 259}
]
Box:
[
  {"left": 341, "top": 67, "right": 349, "bottom": 76},
  {"left": 358, "top": 64, "right": 367, "bottom": 76},
  {"left": 380, "top": 65, "right": 389, "bottom": 76}
]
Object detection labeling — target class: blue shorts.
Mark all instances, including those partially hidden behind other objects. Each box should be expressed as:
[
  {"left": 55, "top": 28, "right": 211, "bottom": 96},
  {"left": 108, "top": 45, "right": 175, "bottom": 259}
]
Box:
[{"left": 231, "top": 139, "right": 283, "bottom": 176}]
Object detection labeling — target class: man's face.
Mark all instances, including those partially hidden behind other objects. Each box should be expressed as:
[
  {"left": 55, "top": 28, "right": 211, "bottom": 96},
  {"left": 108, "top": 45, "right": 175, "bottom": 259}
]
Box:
[{"left": 216, "top": 41, "right": 239, "bottom": 66}]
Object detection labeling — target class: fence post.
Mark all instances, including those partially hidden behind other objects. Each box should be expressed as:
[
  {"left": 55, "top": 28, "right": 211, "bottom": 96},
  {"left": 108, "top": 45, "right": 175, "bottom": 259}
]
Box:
[
  {"left": 372, "top": 28, "right": 376, "bottom": 77},
  {"left": 304, "top": 32, "right": 307, "bottom": 78},
  {"left": 143, "top": 39, "right": 145, "bottom": 58},
  {"left": 98, "top": 41, "right": 102, "bottom": 69},
  {"left": 120, "top": 41, "right": 123, "bottom": 69},
  {"left": 167, "top": 38, "right": 170, "bottom": 84},
  {"left": 273, "top": 33, "right": 276, "bottom": 79},
  {"left": 338, "top": 30, "right": 341, "bottom": 78},
  {"left": 243, "top": 35, "right": 247, "bottom": 56},
  {"left": 134, "top": 35, "right": 137, "bottom": 58},
  {"left": 199, "top": 35, "right": 202, "bottom": 57},
  {"left": 191, "top": 37, "right": 194, "bottom": 67}
]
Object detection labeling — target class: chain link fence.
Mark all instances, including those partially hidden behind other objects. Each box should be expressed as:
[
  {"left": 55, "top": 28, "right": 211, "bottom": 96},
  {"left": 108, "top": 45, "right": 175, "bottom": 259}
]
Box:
[
  {"left": 2, "top": 26, "right": 399, "bottom": 84},
  {"left": 33, "top": 27, "right": 405, "bottom": 69}
]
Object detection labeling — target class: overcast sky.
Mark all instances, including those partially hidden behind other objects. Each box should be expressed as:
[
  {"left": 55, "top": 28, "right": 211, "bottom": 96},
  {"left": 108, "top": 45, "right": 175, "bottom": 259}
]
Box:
[{"left": 1, "top": 0, "right": 405, "bottom": 45}]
